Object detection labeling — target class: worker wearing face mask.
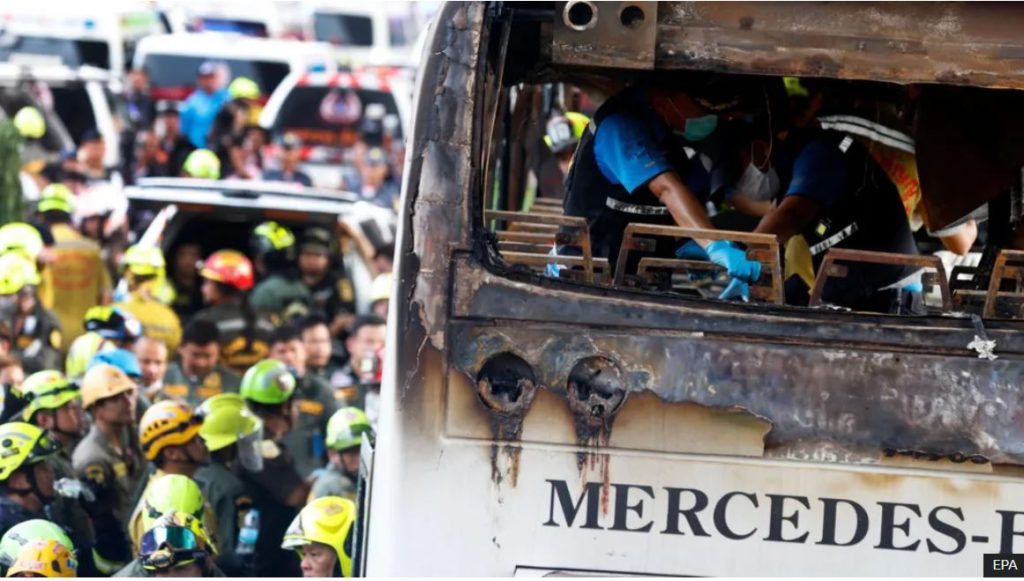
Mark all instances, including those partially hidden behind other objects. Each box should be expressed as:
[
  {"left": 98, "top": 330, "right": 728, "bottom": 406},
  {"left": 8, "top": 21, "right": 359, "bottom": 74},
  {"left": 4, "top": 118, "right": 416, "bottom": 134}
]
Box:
[{"left": 560, "top": 77, "right": 762, "bottom": 295}]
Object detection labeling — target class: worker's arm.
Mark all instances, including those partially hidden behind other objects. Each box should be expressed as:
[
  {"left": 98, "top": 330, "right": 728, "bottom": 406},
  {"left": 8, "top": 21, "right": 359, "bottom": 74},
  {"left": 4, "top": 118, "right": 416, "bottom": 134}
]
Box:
[
  {"left": 938, "top": 218, "right": 977, "bottom": 255},
  {"left": 647, "top": 171, "right": 715, "bottom": 243},
  {"left": 754, "top": 195, "right": 822, "bottom": 246}
]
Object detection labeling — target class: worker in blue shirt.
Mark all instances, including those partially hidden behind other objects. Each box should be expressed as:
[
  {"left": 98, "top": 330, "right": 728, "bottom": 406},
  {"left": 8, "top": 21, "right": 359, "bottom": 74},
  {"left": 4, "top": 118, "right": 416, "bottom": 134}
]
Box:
[{"left": 180, "top": 62, "right": 230, "bottom": 150}]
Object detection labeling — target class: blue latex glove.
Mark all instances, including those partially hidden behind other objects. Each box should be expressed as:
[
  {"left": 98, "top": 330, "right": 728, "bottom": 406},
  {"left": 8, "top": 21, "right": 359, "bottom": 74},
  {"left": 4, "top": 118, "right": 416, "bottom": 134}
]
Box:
[
  {"left": 718, "top": 277, "right": 750, "bottom": 301},
  {"left": 706, "top": 240, "right": 762, "bottom": 283},
  {"left": 674, "top": 240, "right": 709, "bottom": 261}
]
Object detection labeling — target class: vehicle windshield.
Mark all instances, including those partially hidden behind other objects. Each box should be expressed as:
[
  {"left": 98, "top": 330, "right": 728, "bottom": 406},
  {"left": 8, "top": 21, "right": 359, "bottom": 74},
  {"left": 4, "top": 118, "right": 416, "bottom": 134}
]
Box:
[
  {"left": 312, "top": 12, "right": 373, "bottom": 47},
  {"left": 271, "top": 85, "right": 402, "bottom": 149},
  {"left": 195, "top": 18, "right": 270, "bottom": 37},
  {"left": 141, "top": 54, "right": 290, "bottom": 95},
  {"left": 48, "top": 84, "right": 96, "bottom": 145},
  {"left": 0, "top": 35, "right": 110, "bottom": 69}
]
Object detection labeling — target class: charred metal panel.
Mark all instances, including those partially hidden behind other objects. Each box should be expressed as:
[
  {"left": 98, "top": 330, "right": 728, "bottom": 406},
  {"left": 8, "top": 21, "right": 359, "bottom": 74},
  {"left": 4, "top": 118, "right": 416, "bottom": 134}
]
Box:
[
  {"left": 656, "top": 2, "right": 1024, "bottom": 90},
  {"left": 552, "top": 1, "right": 658, "bottom": 70}
]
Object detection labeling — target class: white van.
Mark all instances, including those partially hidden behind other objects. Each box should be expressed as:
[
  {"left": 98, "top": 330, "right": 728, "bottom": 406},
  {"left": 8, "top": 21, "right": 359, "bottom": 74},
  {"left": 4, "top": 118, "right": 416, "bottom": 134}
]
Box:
[
  {"left": 0, "top": 2, "right": 165, "bottom": 73},
  {"left": 304, "top": 1, "right": 423, "bottom": 68},
  {"left": 132, "top": 33, "right": 338, "bottom": 103}
]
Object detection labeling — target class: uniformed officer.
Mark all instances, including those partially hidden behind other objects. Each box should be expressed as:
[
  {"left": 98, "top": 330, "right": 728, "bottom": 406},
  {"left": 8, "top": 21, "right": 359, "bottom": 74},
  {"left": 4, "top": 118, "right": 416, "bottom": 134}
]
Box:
[
  {"left": 249, "top": 222, "right": 310, "bottom": 319},
  {"left": 332, "top": 315, "right": 387, "bottom": 407},
  {"left": 561, "top": 80, "right": 762, "bottom": 288},
  {"left": 72, "top": 363, "right": 143, "bottom": 574},
  {"left": 114, "top": 245, "right": 183, "bottom": 352},
  {"left": 0, "top": 422, "right": 59, "bottom": 539},
  {"left": 269, "top": 323, "right": 336, "bottom": 478},
  {"left": 297, "top": 228, "right": 357, "bottom": 337},
  {"left": 309, "top": 407, "right": 371, "bottom": 502},
  {"left": 65, "top": 306, "right": 143, "bottom": 380},
  {"left": 195, "top": 393, "right": 263, "bottom": 576},
  {"left": 0, "top": 252, "right": 62, "bottom": 375},
  {"left": 161, "top": 319, "right": 240, "bottom": 406},
  {"left": 194, "top": 250, "right": 275, "bottom": 375},
  {"left": 239, "top": 359, "right": 307, "bottom": 577},
  {"left": 300, "top": 314, "right": 347, "bottom": 390},
  {"left": 18, "top": 371, "right": 97, "bottom": 576},
  {"left": 114, "top": 510, "right": 221, "bottom": 577},
  {"left": 281, "top": 496, "right": 357, "bottom": 578}
]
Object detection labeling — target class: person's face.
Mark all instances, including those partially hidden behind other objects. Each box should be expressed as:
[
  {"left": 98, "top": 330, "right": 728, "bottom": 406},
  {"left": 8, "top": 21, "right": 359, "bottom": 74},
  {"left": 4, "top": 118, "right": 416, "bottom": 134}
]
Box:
[
  {"left": 197, "top": 74, "right": 216, "bottom": 94},
  {"left": 135, "top": 339, "right": 168, "bottom": 387},
  {"left": 201, "top": 278, "right": 223, "bottom": 304},
  {"left": 373, "top": 255, "right": 393, "bottom": 275},
  {"left": 0, "top": 364, "right": 24, "bottom": 387},
  {"left": 52, "top": 400, "right": 86, "bottom": 438},
  {"left": 283, "top": 146, "right": 301, "bottom": 166},
  {"left": 372, "top": 299, "right": 388, "bottom": 319},
  {"left": 298, "top": 251, "right": 329, "bottom": 278},
  {"left": 302, "top": 324, "right": 331, "bottom": 368},
  {"left": 346, "top": 324, "right": 386, "bottom": 361},
  {"left": 340, "top": 448, "right": 360, "bottom": 476},
  {"left": 360, "top": 163, "right": 387, "bottom": 187},
  {"left": 299, "top": 542, "right": 337, "bottom": 578},
  {"left": 270, "top": 339, "right": 305, "bottom": 373},
  {"left": 161, "top": 113, "right": 181, "bottom": 136},
  {"left": 82, "top": 139, "right": 106, "bottom": 165},
  {"left": 31, "top": 461, "right": 55, "bottom": 499},
  {"left": 154, "top": 562, "right": 204, "bottom": 578},
  {"left": 175, "top": 244, "right": 201, "bottom": 278},
  {"left": 179, "top": 342, "right": 219, "bottom": 378},
  {"left": 130, "top": 69, "right": 148, "bottom": 91},
  {"left": 166, "top": 435, "right": 209, "bottom": 466},
  {"left": 15, "top": 288, "right": 35, "bottom": 315},
  {"left": 93, "top": 390, "right": 135, "bottom": 426},
  {"left": 81, "top": 216, "right": 102, "bottom": 240}
]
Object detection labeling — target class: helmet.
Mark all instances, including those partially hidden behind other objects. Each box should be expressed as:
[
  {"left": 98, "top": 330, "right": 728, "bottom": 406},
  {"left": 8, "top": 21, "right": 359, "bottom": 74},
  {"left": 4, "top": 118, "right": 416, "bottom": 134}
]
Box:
[
  {"left": 140, "top": 511, "right": 215, "bottom": 572},
  {"left": 325, "top": 407, "right": 372, "bottom": 451},
  {"left": 0, "top": 520, "right": 74, "bottom": 568},
  {"left": 88, "top": 349, "right": 141, "bottom": 379},
  {"left": 140, "top": 475, "right": 208, "bottom": 534},
  {"left": 199, "top": 250, "right": 254, "bottom": 291},
  {"left": 12, "top": 107, "right": 45, "bottom": 140},
  {"left": 196, "top": 394, "right": 263, "bottom": 470},
  {"left": 240, "top": 360, "right": 296, "bottom": 405},
  {"left": 544, "top": 111, "right": 589, "bottom": 154},
  {"left": 183, "top": 149, "right": 221, "bottom": 179},
  {"left": 80, "top": 364, "right": 135, "bottom": 409},
  {"left": 19, "top": 371, "right": 79, "bottom": 422},
  {"left": 0, "top": 423, "right": 58, "bottom": 481},
  {"left": 5, "top": 539, "right": 76, "bottom": 578},
  {"left": 37, "top": 183, "right": 74, "bottom": 215},
  {"left": 120, "top": 245, "right": 166, "bottom": 278},
  {"left": 369, "top": 272, "right": 392, "bottom": 304},
  {"left": 0, "top": 253, "right": 40, "bottom": 296},
  {"left": 64, "top": 333, "right": 116, "bottom": 381},
  {"left": 140, "top": 401, "right": 201, "bottom": 461},
  {"left": 0, "top": 223, "right": 44, "bottom": 260},
  {"left": 228, "top": 77, "right": 260, "bottom": 101},
  {"left": 82, "top": 306, "right": 143, "bottom": 342},
  {"left": 252, "top": 222, "right": 295, "bottom": 254},
  {"left": 281, "top": 496, "right": 356, "bottom": 577}
]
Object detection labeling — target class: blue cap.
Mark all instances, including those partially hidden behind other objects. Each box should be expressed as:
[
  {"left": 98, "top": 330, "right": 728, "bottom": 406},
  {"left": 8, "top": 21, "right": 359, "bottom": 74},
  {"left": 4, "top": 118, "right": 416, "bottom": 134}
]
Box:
[{"left": 89, "top": 348, "right": 142, "bottom": 379}]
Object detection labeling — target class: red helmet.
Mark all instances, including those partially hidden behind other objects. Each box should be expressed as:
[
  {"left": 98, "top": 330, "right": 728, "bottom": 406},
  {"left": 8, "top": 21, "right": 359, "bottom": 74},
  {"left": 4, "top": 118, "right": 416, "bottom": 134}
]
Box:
[{"left": 199, "top": 250, "right": 255, "bottom": 291}]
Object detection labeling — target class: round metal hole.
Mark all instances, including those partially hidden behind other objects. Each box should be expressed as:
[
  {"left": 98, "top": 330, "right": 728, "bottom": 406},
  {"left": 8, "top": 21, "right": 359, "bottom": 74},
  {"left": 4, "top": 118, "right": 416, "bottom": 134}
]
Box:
[
  {"left": 567, "top": 356, "right": 626, "bottom": 427},
  {"left": 619, "top": 5, "right": 645, "bottom": 29},
  {"left": 564, "top": 1, "right": 598, "bottom": 31},
  {"left": 477, "top": 352, "right": 537, "bottom": 414}
]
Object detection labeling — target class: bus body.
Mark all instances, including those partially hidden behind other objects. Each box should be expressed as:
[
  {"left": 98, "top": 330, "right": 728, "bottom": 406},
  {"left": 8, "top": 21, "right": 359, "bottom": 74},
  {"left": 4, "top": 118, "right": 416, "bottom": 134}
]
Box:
[{"left": 366, "top": 2, "right": 1024, "bottom": 576}]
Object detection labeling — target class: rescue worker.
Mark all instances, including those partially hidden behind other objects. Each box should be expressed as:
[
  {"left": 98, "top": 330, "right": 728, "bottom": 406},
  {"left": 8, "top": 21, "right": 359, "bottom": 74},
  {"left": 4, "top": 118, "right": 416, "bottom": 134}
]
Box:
[
  {"left": 194, "top": 393, "right": 263, "bottom": 576},
  {"left": 296, "top": 228, "right": 356, "bottom": 337},
  {"left": 129, "top": 401, "right": 211, "bottom": 551},
  {"left": 333, "top": 315, "right": 386, "bottom": 405},
  {"left": 270, "top": 324, "right": 337, "bottom": 478},
  {"left": 129, "top": 474, "right": 217, "bottom": 557},
  {"left": 0, "top": 222, "right": 52, "bottom": 307},
  {"left": 281, "top": 496, "right": 357, "bottom": 578},
  {"left": 65, "top": 307, "right": 142, "bottom": 380},
  {"left": 161, "top": 319, "right": 240, "bottom": 406},
  {"left": 248, "top": 222, "right": 309, "bottom": 319},
  {"left": 181, "top": 149, "right": 221, "bottom": 180},
  {"left": 5, "top": 539, "right": 77, "bottom": 578},
  {"left": 544, "top": 111, "right": 590, "bottom": 176},
  {"left": 18, "top": 372, "right": 95, "bottom": 576},
  {"left": 561, "top": 79, "right": 762, "bottom": 285},
  {"left": 114, "top": 245, "right": 182, "bottom": 351},
  {"left": 239, "top": 359, "right": 307, "bottom": 577},
  {"left": 0, "top": 520, "right": 74, "bottom": 576},
  {"left": 89, "top": 349, "right": 149, "bottom": 428},
  {"left": 300, "top": 314, "right": 346, "bottom": 389},
  {"left": 194, "top": 250, "right": 274, "bottom": 375},
  {"left": 115, "top": 511, "right": 219, "bottom": 578},
  {"left": 310, "top": 408, "right": 371, "bottom": 502},
  {"left": 134, "top": 337, "right": 168, "bottom": 404},
  {"left": 211, "top": 76, "right": 262, "bottom": 179},
  {"left": 0, "top": 423, "right": 59, "bottom": 539},
  {"left": 35, "top": 185, "right": 112, "bottom": 344},
  {"left": 168, "top": 242, "right": 204, "bottom": 320},
  {"left": 72, "top": 364, "right": 142, "bottom": 574},
  {"left": 0, "top": 253, "right": 62, "bottom": 374}
]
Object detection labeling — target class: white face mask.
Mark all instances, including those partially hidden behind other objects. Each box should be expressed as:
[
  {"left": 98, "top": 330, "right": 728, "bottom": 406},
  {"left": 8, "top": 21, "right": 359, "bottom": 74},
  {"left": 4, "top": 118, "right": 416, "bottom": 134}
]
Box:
[{"left": 734, "top": 162, "right": 781, "bottom": 202}]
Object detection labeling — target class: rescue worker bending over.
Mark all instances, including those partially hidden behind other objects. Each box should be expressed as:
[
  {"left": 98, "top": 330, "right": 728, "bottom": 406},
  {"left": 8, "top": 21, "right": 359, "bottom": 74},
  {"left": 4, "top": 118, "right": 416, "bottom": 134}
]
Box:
[
  {"left": 72, "top": 364, "right": 142, "bottom": 574},
  {"left": 310, "top": 407, "right": 372, "bottom": 502},
  {"left": 194, "top": 393, "right": 263, "bottom": 576},
  {"left": 66, "top": 307, "right": 142, "bottom": 381},
  {"left": 195, "top": 250, "right": 274, "bottom": 375},
  {"left": 0, "top": 423, "right": 60, "bottom": 538},
  {"left": 249, "top": 222, "right": 310, "bottom": 319},
  {"left": 114, "top": 246, "right": 182, "bottom": 352},
  {"left": 161, "top": 319, "right": 240, "bottom": 407},
  {"left": 0, "top": 253, "right": 61, "bottom": 374},
  {"left": 0, "top": 520, "right": 74, "bottom": 577},
  {"left": 5, "top": 539, "right": 77, "bottom": 578},
  {"left": 281, "top": 496, "right": 357, "bottom": 578},
  {"left": 116, "top": 511, "right": 219, "bottom": 578},
  {"left": 561, "top": 80, "right": 761, "bottom": 291}
]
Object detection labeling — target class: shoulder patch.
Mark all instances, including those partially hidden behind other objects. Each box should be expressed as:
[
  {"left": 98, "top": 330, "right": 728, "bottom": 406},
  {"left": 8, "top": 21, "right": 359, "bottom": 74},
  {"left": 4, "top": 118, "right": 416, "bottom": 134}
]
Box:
[
  {"left": 162, "top": 384, "right": 188, "bottom": 400},
  {"left": 296, "top": 399, "right": 325, "bottom": 416},
  {"left": 112, "top": 462, "right": 128, "bottom": 478},
  {"left": 48, "top": 329, "right": 62, "bottom": 349},
  {"left": 334, "top": 386, "right": 357, "bottom": 402},
  {"left": 337, "top": 279, "right": 354, "bottom": 303}
]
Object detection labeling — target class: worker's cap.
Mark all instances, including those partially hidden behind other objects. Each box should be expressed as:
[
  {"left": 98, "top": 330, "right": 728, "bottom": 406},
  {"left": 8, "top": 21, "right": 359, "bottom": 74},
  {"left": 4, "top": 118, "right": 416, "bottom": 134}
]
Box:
[
  {"left": 276, "top": 132, "right": 301, "bottom": 150},
  {"left": 197, "top": 61, "right": 217, "bottom": 77},
  {"left": 79, "top": 128, "right": 102, "bottom": 144},
  {"left": 365, "top": 147, "right": 387, "bottom": 167},
  {"left": 156, "top": 100, "right": 180, "bottom": 116},
  {"left": 299, "top": 227, "right": 332, "bottom": 255}
]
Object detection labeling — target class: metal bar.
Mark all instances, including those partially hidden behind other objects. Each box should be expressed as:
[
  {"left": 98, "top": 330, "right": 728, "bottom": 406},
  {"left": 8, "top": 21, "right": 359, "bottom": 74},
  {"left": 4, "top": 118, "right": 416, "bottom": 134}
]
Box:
[
  {"left": 809, "top": 248, "right": 953, "bottom": 311},
  {"left": 982, "top": 250, "right": 1024, "bottom": 317},
  {"left": 484, "top": 210, "right": 587, "bottom": 228}
]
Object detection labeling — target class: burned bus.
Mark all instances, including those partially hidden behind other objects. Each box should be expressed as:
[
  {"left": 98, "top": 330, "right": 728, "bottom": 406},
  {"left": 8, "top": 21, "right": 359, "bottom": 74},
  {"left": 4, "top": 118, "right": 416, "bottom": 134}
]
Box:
[{"left": 361, "top": 2, "right": 1024, "bottom": 575}]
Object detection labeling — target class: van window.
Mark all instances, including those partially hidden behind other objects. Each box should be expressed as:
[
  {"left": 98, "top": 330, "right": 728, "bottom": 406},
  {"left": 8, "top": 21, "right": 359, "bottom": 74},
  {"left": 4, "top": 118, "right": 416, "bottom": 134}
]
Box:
[
  {"left": 388, "top": 16, "right": 410, "bottom": 47},
  {"left": 270, "top": 86, "right": 402, "bottom": 147},
  {"left": 48, "top": 84, "right": 96, "bottom": 145},
  {"left": 0, "top": 35, "right": 110, "bottom": 70},
  {"left": 312, "top": 12, "right": 373, "bottom": 47},
  {"left": 141, "top": 54, "right": 290, "bottom": 95},
  {"left": 196, "top": 18, "right": 270, "bottom": 38}
]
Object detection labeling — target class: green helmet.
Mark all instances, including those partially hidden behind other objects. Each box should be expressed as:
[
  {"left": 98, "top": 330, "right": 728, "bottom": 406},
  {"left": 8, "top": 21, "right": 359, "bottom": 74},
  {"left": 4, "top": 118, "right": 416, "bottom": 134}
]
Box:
[
  {"left": 12, "top": 107, "right": 45, "bottom": 139},
  {"left": 141, "top": 474, "right": 206, "bottom": 534},
  {"left": 37, "top": 183, "right": 74, "bottom": 215},
  {"left": 253, "top": 222, "right": 295, "bottom": 253},
  {"left": 0, "top": 253, "right": 41, "bottom": 296},
  {"left": 228, "top": 76, "right": 260, "bottom": 100},
  {"left": 183, "top": 149, "right": 221, "bottom": 179},
  {"left": 0, "top": 423, "right": 58, "bottom": 481},
  {"left": 326, "top": 407, "right": 372, "bottom": 451},
  {"left": 0, "top": 520, "right": 74, "bottom": 567},
  {"left": 197, "top": 394, "right": 262, "bottom": 452},
  {"left": 20, "top": 371, "right": 80, "bottom": 422},
  {"left": 240, "top": 360, "right": 296, "bottom": 405},
  {"left": 0, "top": 222, "right": 44, "bottom": 260}
]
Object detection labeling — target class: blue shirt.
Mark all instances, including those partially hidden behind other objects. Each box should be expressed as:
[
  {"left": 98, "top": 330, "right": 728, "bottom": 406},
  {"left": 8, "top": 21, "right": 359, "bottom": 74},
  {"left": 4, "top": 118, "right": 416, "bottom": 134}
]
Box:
[
  {"left": 180, "top": 88, "right": 230, "bottom": 149},
  {"left": 592, "top": 99, "right": 674, "bottom": 194},
  {"left": 782, "top": 138, "right": 849, "bottom": 207}
]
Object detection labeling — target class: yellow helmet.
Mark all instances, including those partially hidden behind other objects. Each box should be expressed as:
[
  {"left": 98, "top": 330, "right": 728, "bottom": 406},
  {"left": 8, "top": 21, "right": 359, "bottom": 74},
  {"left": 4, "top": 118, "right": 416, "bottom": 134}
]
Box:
[
  {"left": 183, "top": 149, "right": 221, "bottom": 179},
  {"left": 141, "top": 475, "right": 210, "bottom": 537},
  {"left": 120, "top": 245, "right": 166, "bottom": 278},
  {"left": 12, "top": 107, "right": 45, "bottom": 140},
  {"left": 5, "top": 539, "right": 76, "bottom": 578},
  {"left": 0, "top": 253, "right": 40, "bottom": 296},
  {"left": 80, "top": 364, "right": 135, "bottom": 409},
  {"left": 37, "top": 183, "right": 75, "bottom": 215},
  {"left": 228, "top": 76, "right": 261, "bottom": 101},
  {"left": 20, "top": 371, "right": 80, "bottom": 422},
  {"left": 0, "top": 223, "right": 44, "bottom": 260},
  {"left": 369, "top": 272, "right": 392, "bottom": 304},
  {"left": 0, "top": 422, "right": 58, "bottom": 482},
  {"left": 140, "top": 401, "right": 202, "bottom": 461},
  {"left": 281, "top": 496, "right": 356, "bottom": 577},
  {"left": 140, "top": 511, "right": 216, "bottom": 572}
]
